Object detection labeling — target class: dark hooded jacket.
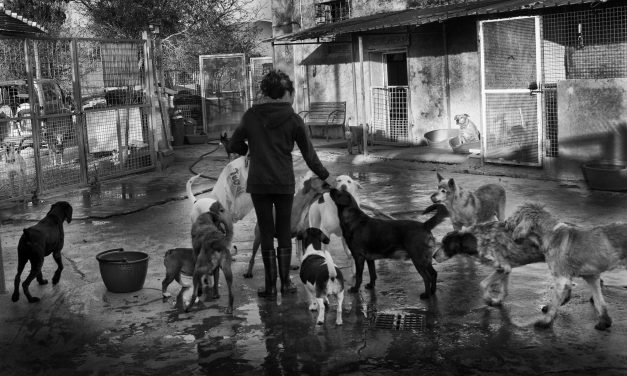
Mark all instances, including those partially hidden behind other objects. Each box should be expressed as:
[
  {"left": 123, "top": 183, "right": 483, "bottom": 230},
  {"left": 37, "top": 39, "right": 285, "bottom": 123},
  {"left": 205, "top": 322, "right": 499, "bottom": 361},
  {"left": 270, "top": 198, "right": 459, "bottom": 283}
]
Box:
[{"left": 227, "top": 102, "right": 329, "bottom": 194}]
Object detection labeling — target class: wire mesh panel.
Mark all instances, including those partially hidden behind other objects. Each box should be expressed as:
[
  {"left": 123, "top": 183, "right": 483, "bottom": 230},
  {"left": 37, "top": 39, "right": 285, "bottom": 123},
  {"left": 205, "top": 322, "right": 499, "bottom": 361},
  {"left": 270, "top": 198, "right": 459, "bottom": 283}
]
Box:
[
  {"left": 0, "top": 38, "right": 36, "bottom": 201},
  {"left": 199, "top": 53, "right": 248, "bottom": 135},
  {"left": 77, "top": 39, "right": 152, "bottom": 184},
  {"left": 25, "top": 39, "right": 82, "bottom": 192},
  {"left": 481, "top": 17, "right": 542, "bottom": 166},
  {"left": 249, "top": 57, "right": 272, "bottom": 106},
  {"left": 484, "top": 93, "right": 539, "bottom": 164},
  {"left": 542, "top": 5, "right": 627, "bottom": 157},
  {"left": 370, "top": 86, "right": 409, "bottom": 143}
]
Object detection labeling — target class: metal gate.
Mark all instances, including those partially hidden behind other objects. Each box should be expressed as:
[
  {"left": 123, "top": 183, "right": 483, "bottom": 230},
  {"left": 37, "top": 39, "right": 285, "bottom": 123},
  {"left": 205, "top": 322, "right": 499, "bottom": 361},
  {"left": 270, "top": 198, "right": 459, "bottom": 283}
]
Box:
[
  {"left": 0, "top": 36, "right": 154, "bottom": 202},
  {"left": 479, "top": 16, "right": 543, "bottom": 166},
  {"left": 199, "top": 53, "right": 248, "bottom": 135},
  {"left": 249, "top": 57, "right": 273, "bottom": 106},
  {"left": 370, "top": 86, "right": 410, "bottom": 143}
]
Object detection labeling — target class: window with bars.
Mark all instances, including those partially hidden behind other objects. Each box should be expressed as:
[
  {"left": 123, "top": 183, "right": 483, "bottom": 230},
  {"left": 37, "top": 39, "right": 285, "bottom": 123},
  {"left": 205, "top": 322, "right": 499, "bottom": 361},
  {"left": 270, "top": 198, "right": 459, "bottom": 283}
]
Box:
[{"left": 315, "top": 0, "right": 350, "bottom": 25}]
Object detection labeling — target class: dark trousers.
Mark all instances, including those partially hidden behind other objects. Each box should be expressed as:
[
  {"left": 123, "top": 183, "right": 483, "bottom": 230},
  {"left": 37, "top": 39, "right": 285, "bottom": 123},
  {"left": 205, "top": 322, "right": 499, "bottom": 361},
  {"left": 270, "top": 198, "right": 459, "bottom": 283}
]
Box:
[{"left": 251, "top": 193, "right": 293, "bottom": 250}]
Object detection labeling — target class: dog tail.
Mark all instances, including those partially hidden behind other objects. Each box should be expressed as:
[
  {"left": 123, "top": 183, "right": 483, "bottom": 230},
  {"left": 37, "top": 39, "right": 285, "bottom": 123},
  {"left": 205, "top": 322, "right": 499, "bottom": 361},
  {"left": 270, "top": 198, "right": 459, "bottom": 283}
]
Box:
[
  {"left": 423, "top": 203, "right": 449, "bottom": 232},
  {"left": 322, "top": 250, "right": 337, "bottom": 280},
  {"left": 186, "top": 174, "right": 201, "bottom": 204}
]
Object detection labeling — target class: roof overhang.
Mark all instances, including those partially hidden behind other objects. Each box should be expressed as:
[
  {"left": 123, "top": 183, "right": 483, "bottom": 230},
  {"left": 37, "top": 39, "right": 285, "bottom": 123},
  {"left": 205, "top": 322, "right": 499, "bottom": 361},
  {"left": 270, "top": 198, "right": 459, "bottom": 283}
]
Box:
[
  {"left": 273, "top": 0, "right": 606, "bottom": 43},
  {"left": 0, "top": 2, "right": 47, "bottom": 36}
]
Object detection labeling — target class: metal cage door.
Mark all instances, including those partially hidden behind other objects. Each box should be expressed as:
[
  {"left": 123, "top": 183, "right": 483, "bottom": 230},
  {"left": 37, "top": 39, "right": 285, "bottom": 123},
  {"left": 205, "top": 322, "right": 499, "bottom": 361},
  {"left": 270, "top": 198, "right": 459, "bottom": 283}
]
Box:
[
  {"left": 479, "top": 16, "right": 543, "bottom": 166},
  {"left": 199, "top": 53, "right": 248, "bottom": 135}
]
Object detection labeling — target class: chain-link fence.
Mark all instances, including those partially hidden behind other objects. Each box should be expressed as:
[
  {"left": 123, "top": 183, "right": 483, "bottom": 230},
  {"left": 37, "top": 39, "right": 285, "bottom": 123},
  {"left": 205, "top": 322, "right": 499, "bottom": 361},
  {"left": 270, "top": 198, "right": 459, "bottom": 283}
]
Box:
[{"left": 0, "top": 36, "right": 154, "bottom": 202}]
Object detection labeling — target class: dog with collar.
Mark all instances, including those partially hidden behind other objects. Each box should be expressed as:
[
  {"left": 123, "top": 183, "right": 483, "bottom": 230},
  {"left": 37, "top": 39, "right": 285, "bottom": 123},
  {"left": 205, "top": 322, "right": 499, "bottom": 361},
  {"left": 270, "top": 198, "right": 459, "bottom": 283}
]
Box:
[
  {"left": 454, "top": 114, "right": 480, "bottom": 144},
  {"left": 298, "top": 227, "right": 344, "bottom": 326},
  {"left": 330, "top": 188, "right": 449, "bottom": 298},
  {"left": 431, "top": 172, "right": 506, "bottom": 231},
  {"left": 12, "top": 201, "right": 73, "bottom": 303},
  {"left": 188, "top": 211, "right": 234, "bottom": 313}
]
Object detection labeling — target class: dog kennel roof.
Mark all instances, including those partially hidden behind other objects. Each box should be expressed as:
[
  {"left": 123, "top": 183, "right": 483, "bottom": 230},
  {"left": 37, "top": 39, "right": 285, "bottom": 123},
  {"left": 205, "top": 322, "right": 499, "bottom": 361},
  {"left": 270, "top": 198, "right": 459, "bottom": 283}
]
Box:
[
  {"left": 0, "top": 2, "right": 47, "bottom": 36},
  {"left": 273, "top": 0, "right": 604, "bottom": 42}
]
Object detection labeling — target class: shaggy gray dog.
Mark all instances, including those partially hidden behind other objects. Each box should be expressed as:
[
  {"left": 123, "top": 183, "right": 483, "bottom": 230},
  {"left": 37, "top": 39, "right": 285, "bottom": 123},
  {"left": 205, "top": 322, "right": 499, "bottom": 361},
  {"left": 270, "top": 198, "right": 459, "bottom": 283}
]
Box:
[{"left": 434, "top": 202, "right": 558, "bottom": 306}]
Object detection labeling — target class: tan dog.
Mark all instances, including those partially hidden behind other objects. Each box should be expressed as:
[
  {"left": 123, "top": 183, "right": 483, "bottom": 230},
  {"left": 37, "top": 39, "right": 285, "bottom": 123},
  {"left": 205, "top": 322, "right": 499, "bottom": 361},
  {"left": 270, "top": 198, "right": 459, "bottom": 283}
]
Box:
[
  {"left": 3, "top": 141, "right": 28, "bottom": 197},
  {"left": 454, "top": 114, "right": 480, "bottom": 144},
  {"left": 188, "top": 211, "right": 234, "bottom": 313},
  {"left": 431, "top": 173, "right": 506, "bottom": 231},
  {"left": 537, "top": 222, "right": 627, "bottom": 331}
]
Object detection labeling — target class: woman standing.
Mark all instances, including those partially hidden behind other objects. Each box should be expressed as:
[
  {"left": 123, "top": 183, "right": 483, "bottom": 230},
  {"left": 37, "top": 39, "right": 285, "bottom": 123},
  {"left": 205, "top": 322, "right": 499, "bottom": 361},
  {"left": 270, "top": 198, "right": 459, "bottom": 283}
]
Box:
[{"left": 227, "top": 70, "right": 333, "bottom": 299}]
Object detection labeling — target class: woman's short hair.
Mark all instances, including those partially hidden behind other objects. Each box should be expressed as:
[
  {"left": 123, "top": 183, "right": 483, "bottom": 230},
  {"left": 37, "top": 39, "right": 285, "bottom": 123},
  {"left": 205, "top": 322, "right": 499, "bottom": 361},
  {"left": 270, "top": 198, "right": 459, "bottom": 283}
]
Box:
[{"left": 260, "top": 70, "right": 294, "bottom": 100}]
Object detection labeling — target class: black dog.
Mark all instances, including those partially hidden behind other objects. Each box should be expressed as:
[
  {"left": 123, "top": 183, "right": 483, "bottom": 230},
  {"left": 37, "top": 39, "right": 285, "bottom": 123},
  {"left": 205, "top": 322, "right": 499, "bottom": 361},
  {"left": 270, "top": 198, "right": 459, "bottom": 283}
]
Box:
[
  {"left": 329, "top": 188, "right": 448, "bottom": 299},
  {"left": 220, "top": 132, "right": 231, "bottom": 160},
  {"left": 12, "top": 201, "right": 73, "bottom": 303}
]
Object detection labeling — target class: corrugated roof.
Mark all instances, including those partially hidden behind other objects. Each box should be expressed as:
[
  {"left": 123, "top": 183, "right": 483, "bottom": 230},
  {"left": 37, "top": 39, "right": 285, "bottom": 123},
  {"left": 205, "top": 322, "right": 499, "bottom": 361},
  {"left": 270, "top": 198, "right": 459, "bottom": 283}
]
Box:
[
  {"left": 275, "top": 0, "right": 602, "bottom": 41},
  {"left": 0, "top": 2, "right": 47, "bottom": 36}
]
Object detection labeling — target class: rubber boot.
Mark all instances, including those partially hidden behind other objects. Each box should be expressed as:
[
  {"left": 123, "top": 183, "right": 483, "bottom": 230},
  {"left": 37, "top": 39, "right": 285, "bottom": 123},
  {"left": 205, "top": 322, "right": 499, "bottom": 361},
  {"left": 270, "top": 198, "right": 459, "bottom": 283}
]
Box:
[
  {"left": 258, "top": 249, "right": 277, "bottom": 299},
  {"left": 277, "top": 247, "right": 297, "bottom": 294}
]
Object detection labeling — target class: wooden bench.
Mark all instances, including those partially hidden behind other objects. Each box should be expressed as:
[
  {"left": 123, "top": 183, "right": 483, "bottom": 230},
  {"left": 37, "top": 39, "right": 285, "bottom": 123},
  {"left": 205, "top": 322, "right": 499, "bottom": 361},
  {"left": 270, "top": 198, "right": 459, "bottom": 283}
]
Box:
[{"left": 298, "top": 101, "right": 346, "bottom": 142}]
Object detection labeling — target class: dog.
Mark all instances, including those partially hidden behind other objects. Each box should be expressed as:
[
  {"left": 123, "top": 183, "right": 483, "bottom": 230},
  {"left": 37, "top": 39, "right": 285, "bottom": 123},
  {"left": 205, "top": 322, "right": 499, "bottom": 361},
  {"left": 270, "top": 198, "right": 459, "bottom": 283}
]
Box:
[
  {"left": 330, "top": 188, "right": 449, "bottom": 298},
  {"left": 220, "top": 132, "right": 231, "bottom": 160},
  {"left": 244, "top": 173, "right": 330, "bottom": 278},
  {"left": 431, "top": 172, "right": 506, "bottom": 231},
  {"left": 162, "top": 247, "right": 219, "bottom": 309},
  {"left": 187, "top": 211, "right": 234, "bottom": 313},
  {"left": 297, "top": 227, "right": 344, "bottom": 326},
  {"left": 433, "top": 203, "right": 558, "bottom": 306},
  {"left": 12, "top": 201, "right": 73, "bottom": 303},
  {"left": 346, "top": 121, "right": 367, "bottom": 155},
  {"left": 308, "top": 174, "right": 362, "bottom": 276},
  {"left": 2, "top": 141, "right": 28, "bottom": 197},
  {"left": 454, "top": 114, "right": 480, "bottom": 144},
  {"left": 44, "top": 126, "right": 64, "bottom": 166},
  {"left": 536, "top": 222, "right": 627, "bottom": 330}
]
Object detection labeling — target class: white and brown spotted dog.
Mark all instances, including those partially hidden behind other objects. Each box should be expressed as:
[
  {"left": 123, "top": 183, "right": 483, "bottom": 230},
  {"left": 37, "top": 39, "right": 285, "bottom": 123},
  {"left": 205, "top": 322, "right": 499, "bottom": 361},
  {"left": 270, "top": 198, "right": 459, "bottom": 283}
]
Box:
[
  {"left": 431, "top": 172, "right": 506, "bottom": 231},
  {"left": 298, "top": 227, "right": 344, "bottom": 326}
]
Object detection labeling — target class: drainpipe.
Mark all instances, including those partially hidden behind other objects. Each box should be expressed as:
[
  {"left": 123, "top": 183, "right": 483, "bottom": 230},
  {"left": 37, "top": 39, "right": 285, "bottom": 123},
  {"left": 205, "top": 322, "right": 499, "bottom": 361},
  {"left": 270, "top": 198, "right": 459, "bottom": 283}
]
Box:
[
  {"left": 358, "top": 35, "right": 367, "bottom": 155},
  {"left": 350, "top": 34, "right": 359, "bottom": 126},
  {"left": 442, "top": 22, "right": 451, "bottom": 130},
  {"left": 0, "top": 230, "right": 6, "bottom": 293}
]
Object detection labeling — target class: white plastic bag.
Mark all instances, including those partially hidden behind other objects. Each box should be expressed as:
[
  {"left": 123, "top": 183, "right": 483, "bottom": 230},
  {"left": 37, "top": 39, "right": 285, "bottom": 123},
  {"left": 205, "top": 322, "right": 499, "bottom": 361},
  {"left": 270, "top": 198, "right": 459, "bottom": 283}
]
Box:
[{"left": 212, "top": 156, "right": 254, "bottom": 222}]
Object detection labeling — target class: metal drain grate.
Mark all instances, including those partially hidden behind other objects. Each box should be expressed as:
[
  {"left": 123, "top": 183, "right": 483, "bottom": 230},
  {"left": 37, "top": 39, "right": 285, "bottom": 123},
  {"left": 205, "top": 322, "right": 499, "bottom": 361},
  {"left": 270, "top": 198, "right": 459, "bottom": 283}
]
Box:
[{"left": 369, "top": 312, "right": 426, "bottom": 332}]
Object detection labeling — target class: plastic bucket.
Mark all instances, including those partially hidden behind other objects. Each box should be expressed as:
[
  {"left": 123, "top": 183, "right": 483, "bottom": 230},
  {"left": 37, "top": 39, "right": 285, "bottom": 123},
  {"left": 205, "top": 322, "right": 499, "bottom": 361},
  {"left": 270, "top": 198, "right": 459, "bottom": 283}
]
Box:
[{"left": 96, "top": 248, "right": 149, "bottom": 293}]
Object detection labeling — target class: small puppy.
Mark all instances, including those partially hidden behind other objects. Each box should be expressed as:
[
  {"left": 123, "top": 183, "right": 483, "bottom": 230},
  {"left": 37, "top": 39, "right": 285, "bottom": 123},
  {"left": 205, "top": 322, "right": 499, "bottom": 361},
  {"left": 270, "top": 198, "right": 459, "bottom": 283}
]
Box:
[
  {"left": 431, "top": 172, "right": 506, "bottom": 231},
  {"left": 298, "top": 228, "right": 344, "bottom": 326},
  {"left": 12, "top": 201, "right": 73, "bottom": 303},
  {"left": 189, "top": 211, "right": 234, "bottom": 313},
  {"left": 433, "top": 203, "right": 558, "bottom": 306},
  {"left": 537, "top": 222, "right": 627, "bottom": 331},
  {"left": 330, "top": 188, "right": 449, "bottom": 299},
  {"left": 48, "top": 132, "right": 64, "bottom": 166},
  {"left": 454, "top": 114, "right": 480, "bottom": 144},
  {"left": 345, "top": 122, "right": 367, "bottom": 155}
]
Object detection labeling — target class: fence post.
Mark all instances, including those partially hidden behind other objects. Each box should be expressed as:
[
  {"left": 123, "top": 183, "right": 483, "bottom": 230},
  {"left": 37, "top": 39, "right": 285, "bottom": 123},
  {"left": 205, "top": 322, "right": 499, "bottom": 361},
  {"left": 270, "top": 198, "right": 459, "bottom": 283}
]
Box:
[
  {"left": 142, "top": 31, "right": 159, "bottom": 167},
  {"left": 0, "top": 230, "right": 6, "bottom": 294}
]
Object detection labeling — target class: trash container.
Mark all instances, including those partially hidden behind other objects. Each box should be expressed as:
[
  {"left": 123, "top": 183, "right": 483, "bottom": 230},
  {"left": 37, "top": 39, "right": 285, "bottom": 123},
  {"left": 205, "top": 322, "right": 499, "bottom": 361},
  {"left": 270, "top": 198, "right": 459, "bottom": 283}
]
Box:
[{"left": 171, "top": 112, "right": 185, "bottom": 146}]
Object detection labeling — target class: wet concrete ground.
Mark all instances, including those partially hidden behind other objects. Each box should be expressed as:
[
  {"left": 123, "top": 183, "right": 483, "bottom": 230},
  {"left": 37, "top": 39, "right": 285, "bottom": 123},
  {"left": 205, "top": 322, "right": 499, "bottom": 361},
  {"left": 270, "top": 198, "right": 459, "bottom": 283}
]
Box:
[{"left": 1, "top": 143, "right": 627, "bottom": 375}]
